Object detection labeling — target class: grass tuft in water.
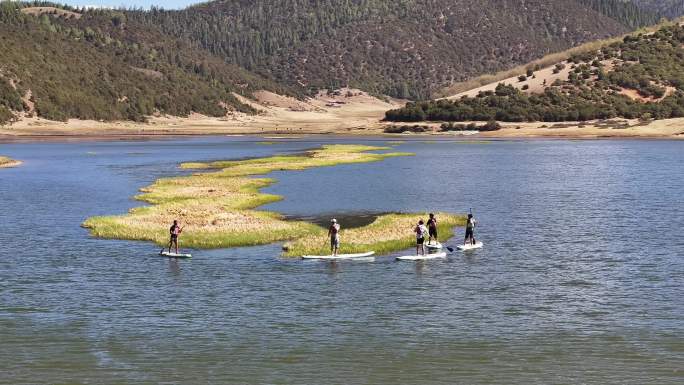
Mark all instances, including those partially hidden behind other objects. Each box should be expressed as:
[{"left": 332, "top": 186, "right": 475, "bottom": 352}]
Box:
[{"left": 0, "top": 156, "right": 22, "bottom": 168}]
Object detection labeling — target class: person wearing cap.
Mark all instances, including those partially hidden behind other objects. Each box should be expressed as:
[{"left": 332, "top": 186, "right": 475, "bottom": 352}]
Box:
[{"left": 328, "top": 218, "right": 341, "bottom": 256}]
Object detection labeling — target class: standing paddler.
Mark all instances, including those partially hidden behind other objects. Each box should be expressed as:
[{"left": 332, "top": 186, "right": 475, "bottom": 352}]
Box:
[
  {"left": 167, "top": 220, "right": 183, "bottom": 254},
  {"left": 427, "top": 213, "right": 438, "bottom": 245},
  {"left": 464, "top": 213, "right": 476, "bottom": 246},
  {"left": 328, "top": 218, "right": 340, "bottom": 256},
  {"left": 415, "top": 219, "right": 428, "bottom": 256}
]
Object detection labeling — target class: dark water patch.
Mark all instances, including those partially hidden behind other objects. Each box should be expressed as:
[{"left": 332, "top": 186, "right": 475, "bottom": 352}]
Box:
[
  {"left": 560, "top": 279, "right": 596, "bottom": 287},
  {"left": 283, "top": 211, "right": 391, "bottom": 229}
]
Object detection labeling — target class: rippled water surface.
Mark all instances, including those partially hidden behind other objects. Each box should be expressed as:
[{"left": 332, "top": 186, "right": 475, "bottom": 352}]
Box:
[{"left": 1, "top": 137, "right": 682, "bottom": 384}]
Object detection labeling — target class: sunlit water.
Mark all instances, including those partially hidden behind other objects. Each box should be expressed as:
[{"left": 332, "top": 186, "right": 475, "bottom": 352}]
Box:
[{"left": 0, "top": 137, "right": 682, "bottom": 384}]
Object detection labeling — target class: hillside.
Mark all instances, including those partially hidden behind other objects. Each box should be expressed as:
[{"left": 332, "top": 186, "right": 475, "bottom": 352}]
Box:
[
  {"left": 128, "top": 0, "right": 658, "bottom": 100},
  {"left": 633, "top": 0, "right": 684, "bottom": 19},
  {"left": 384, "top": 23, "right": 684, "bottom": 123},
  {"left": 0, "top": 0, "right": 669, "bottom": 126},
  {"left": 0, "top": 2, "right": 298, "bottom": 124}
]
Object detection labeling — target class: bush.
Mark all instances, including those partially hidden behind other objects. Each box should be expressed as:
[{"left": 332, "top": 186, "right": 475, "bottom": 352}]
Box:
[
  {"left": 440, "top": 121, "right": 500, "bottom": 132},
  {"left": 384, "top": 124, "right": 429, "bottom": 133},
  {"left": 480, "top": 120, "right": 501, "bottom": 131},
  {"left": 0, "top": 105, "right": 14, "bottom": 124}
]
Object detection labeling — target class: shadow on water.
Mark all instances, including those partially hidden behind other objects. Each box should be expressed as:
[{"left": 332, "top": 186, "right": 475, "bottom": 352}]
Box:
[{"left": 283, "top": 211, "right": 392, "bottom": 229}]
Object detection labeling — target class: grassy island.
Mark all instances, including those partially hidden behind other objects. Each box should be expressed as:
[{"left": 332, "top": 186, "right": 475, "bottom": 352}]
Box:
[
  {"left": 0, "top": 156, "right": 22, "bottom": 168},
  {"left": 83, "top": 144, "right": 465, "bottom": 256},
  {"left": 283, "top": 213, "right": 465, "bottom": 257}
]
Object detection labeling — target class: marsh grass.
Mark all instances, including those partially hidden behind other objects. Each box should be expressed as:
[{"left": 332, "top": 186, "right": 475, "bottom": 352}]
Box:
[
  {"left": 283, "top": 213, "right": 466, "bottom": 257},
  {"left": 0, "top": 156, "right": 21, "bottom": 168},
  {"left": 83, "top": 145, "right": 418, "bottom": 250}
]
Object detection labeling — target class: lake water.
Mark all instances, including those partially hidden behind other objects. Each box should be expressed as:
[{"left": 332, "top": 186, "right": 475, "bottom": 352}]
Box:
[{"left": 1, "top": 137, "right": 682, "bottom": 384}]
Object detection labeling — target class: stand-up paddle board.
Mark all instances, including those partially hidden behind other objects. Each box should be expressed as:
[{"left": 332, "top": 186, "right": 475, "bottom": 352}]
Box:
[
  {"left": 425, "top": 242, "right": 443, "bottom": 250},
  {"left": 456, "top": 242, "right": 483, "bottom": 251},
  {"left": 159, "top": 251, "right": 192, "bottom": 258},
  {"left": 301, "top": 251, "right": 375, "bottom": 260},
  {"left": 396, "top": 252, "right": 447, "bottom": 261}
]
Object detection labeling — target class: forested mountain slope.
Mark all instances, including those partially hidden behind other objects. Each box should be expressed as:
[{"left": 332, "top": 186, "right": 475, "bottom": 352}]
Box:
[
  {"left": 385, "top": 24, "right": 684, "bottom": 123},
  {"left": 0, "top": 0, "right": 668, "bottom": 125},
  {"left": 0, "top": 2, "right": 295, "bottom": 124},
  {"left": 632, "top": 0, "right": 684, "bottom": 19},
  {"left": 129, "top": 0, "right": 658, "bottom": 99}
]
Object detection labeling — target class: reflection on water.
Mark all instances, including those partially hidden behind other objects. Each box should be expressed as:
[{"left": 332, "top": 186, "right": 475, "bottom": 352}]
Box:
[
  {"left": 0, "top": 137, "right": 683, "bottom": 384},
  {"left": 284, "top": 211, "right": 388, "bottom": 229}
]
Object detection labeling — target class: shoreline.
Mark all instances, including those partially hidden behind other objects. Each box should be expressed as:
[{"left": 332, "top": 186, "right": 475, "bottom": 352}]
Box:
[
  {"left": 2, "top": 116, "right": 683, "bottom": 143},
  {"left": 2, "top": 127, "right": 683, "bottom": 143},
  {"left": 2, "top": 87, "right": 683, "bottom": 142}
]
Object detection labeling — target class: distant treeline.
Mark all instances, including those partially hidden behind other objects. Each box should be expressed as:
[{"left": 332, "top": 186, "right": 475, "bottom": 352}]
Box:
[
  {"left": 631, "top": 0, "right": 684, "bottom": 19},
  {"left": 385, "top": 24, "right": 684, "bottom": 123}
]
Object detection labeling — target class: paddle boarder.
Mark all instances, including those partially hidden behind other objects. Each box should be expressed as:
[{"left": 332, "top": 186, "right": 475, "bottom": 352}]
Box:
[
  {"left": 329, "top": 218, "right": 340, "bottom": 256},
  {"left": 427, "top": 213, "right": 438, "bottom": 245},
  {"left": 464, "top": 214, "right": 476, "bottom": 246},
  {"left": 415, "top": 220, "right": 428, "bottom": 255},
  {"left": 168, "top": 220, "right": 183, "bottom": 254}
]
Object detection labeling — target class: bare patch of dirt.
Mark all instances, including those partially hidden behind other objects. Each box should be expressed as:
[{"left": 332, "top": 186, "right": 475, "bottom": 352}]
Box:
[
  {"left": 21, "top": 7, "right": 82, "bottom": 19},
  {"left": 130, "top": 67, "right": 164, "bottom": 79}
]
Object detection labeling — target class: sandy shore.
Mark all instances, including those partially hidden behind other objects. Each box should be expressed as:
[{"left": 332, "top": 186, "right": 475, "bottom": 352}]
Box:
[
  {"left": 390, "top": 120, "right": 684, "bottom": 139},
  {"left": 1, "top": 88, "right": 683, "bottom": 142}
]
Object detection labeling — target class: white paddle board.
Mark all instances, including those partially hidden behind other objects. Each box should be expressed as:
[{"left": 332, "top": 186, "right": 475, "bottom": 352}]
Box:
[
  {"left": 425, "top": 242, "right": 443, "bottom": 250},
  {"left": 396, "top": 252, "right": 447, "bottom": 261},
  {"left": 159, "top": 251, "right": 192, "bottom": 258},
  {"left": 301, "top": 251, "right": 375, "bottom": 260},
  {"left": 456, "top": 242, "right": 483, "bottom": 251}
]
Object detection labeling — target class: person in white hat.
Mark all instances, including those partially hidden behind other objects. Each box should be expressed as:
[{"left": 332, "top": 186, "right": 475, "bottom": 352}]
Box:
[{"left": 328, "top": 218, "right": 341, "bottom": 256}]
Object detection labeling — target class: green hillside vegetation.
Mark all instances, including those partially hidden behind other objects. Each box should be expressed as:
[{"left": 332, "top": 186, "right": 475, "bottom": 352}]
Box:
[
  {"left": 0, "top": 1, "right": 296, "bottom": 124},
  {"left": 128, "top": 0, "right": 657, "bottom": 99},
  {"left": 0, "top": 0, "right": 674, "bottom": 125},
  {"left": 385, "top": 24, "right": 684, "bottom": 123}
]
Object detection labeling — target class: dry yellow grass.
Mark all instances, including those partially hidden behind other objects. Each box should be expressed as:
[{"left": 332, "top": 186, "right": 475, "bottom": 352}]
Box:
[
  {"left": 0, "top": 156, "right": 21, "bottom": 168},
  {"left": 82, "top": 145, "right": 418, "bottom": 251}
]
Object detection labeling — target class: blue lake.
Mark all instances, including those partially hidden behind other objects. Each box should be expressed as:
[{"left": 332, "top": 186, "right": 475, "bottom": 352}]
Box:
[{"left": 0, "top": 137, "right": 682, "bottom": 384}]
